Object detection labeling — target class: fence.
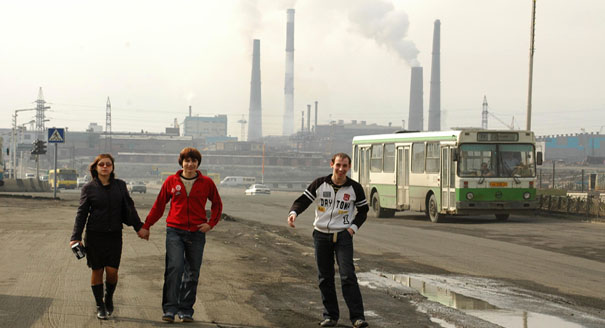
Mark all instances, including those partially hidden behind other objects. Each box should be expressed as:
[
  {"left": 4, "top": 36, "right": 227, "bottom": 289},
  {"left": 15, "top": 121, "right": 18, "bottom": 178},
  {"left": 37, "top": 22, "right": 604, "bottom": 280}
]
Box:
[
  {"left": 537, "top": 165, "right": 605, "bottom": 191},
  {"left": 538, "top": 194, "right": 604, "bottom": 218}
]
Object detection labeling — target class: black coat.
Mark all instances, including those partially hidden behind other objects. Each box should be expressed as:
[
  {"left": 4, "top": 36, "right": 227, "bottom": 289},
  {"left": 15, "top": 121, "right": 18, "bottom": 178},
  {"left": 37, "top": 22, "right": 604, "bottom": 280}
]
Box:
[{"left": 70, "top": 178, "right": 142, "bottom": 241}]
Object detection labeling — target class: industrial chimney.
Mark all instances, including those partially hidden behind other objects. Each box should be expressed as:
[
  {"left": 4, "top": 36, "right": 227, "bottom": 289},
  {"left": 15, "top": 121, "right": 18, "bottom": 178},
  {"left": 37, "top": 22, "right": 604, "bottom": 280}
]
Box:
[
  {"left": 408, "top": 66, "right": 423, "bottom": 131},
  {"left": 282, "top": 9, "right": 295, "bottom": 136},
  {"left": 314, "top": 101, "right": 318, "bottom": 133},
  {"left": 428, "top": 19, "right": 441, "bottom": 131},
  {"left": 248, "top": 39, "right": 262, "bottom": 141}
]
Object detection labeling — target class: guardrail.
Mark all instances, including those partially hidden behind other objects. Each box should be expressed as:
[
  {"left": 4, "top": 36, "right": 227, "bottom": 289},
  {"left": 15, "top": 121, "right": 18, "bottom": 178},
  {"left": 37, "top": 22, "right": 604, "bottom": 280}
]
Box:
[
  {"left": 0, "top": 179, "right": 51, "bottom": 192},
  {"left": 538, "top": 194, "right": 604, "bottom": 218}
]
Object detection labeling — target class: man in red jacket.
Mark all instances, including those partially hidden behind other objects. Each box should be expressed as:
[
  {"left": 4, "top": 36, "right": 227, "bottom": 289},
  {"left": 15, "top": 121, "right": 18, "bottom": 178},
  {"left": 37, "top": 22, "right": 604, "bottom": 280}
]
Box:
[{"left": 137, "top": 147, "right": 222, "bottom": 323}]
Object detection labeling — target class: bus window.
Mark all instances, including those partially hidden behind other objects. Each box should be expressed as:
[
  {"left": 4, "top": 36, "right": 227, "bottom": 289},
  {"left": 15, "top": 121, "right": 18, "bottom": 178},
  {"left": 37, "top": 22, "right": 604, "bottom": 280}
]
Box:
[
  {"left": 353, "top": 145, "right": 359, "bottom": 171},
  {"left": 499, "top": 144, "right": 535, "bottom": 177},
  {"left": 459, "top": 144, "right": 496, "bottom": 177},
  {"left": 383, "top": 144, "right": 395, "bottom": 173},
  {"left": 411, "top": 142, "right": 425, "bottom": 173},
  {"left": 426, "top": 143, "right": 440, "bottom": 173},
  {"left": 370, "top": 144, "right": 383, "bottom": 172}
]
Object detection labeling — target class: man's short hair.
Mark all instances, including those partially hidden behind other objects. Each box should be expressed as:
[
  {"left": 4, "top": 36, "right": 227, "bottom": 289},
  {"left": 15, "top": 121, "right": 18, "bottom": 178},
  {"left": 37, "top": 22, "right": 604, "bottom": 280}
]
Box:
[
  {"left": 178, "top": 147, "right": 202, "bottom": 167},
  {"left": 331, "top": 152, "right": 351, "bottom": 164}
]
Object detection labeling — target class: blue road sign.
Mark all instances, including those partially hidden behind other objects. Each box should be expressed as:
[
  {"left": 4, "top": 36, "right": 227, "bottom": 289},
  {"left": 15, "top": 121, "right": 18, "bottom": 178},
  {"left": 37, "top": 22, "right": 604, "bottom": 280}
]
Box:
[{"left": 48, "top": 128, "right": 65, "bottom": 143}]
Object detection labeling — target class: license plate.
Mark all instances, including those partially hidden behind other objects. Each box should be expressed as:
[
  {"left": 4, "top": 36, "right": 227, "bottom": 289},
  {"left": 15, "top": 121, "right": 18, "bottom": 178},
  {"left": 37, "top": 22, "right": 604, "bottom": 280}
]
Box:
[{"left": 490, "top": 182, "right": 508, "bottom": 187}]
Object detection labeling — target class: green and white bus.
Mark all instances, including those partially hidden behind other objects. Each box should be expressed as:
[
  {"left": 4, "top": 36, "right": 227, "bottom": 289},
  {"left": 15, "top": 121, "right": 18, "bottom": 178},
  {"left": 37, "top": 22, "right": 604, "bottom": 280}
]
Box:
[{"left": 351, "top": 129, "right": 543, "bottom": 222}]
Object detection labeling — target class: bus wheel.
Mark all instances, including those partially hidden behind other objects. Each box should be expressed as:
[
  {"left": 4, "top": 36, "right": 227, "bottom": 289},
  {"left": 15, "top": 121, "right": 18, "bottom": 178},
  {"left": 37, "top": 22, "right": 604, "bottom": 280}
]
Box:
[
  {"left": 426, "top": 193, "right": 440, "bottom": 223},
  {"left": 372, "top": 192, "right": 394, "bottom": 218},
  {"left": 495, "top": 214, "right": 510, "bottom": 221}
]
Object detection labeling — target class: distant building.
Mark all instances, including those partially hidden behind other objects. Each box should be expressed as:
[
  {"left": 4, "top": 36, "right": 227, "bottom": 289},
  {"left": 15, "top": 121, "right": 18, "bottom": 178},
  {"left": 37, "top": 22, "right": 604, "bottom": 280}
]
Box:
[
  {"left": 537, "top": 132, "right": 605, "bottom": 163},
  {"left": 183, "top": 115, "right": 227, "bottom": 139},
  {"left": 87, "top": 123, "right": 103, "bottom": 133}
]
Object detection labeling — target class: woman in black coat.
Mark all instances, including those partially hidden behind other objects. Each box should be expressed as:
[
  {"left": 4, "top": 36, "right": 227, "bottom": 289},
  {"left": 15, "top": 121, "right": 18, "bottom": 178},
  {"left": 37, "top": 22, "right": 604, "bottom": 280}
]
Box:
[{"left": 70, "top": 154, "right": 143, "bottom": 320}]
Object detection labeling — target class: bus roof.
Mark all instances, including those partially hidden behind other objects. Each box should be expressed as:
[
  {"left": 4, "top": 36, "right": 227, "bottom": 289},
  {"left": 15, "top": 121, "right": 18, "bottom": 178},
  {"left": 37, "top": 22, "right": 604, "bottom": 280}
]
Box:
[{"left": 352, "top": 129, "right": 534, "bottom": 144}]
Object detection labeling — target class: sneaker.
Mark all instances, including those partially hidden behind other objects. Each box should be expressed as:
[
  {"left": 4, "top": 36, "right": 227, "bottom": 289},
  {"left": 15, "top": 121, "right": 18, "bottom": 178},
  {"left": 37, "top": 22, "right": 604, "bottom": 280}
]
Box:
[
  {"left": 353, "top": 319, "right": 369, "bottom": 328},
  {"left": 96, "top": 306, "right": 108, "bottom": 320},
  {"left": 162, "top": 312, "right": 175, "bottom": 322},
  {"left": 179, "top": 313, "right": 194, "bottom": 322},
  {"left": 319, "top": 318, "right": 338, "bottom": 327}
]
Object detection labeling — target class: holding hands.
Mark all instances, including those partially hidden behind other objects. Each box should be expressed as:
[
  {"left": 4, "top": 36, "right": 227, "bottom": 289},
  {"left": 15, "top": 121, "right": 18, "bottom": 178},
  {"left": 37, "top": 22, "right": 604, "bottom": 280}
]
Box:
[{"left": 137, "top": 228, "right": 150, "bottom": 240}]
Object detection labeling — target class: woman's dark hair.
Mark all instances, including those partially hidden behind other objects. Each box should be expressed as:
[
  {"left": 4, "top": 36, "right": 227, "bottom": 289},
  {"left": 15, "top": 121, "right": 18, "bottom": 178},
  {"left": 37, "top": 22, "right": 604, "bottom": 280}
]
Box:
[
  {"left": 178, "top": 147, "right": 202, "bottom": 167},
  {"left": 90, "top": 153, "right": 115, "bottom": 180}
]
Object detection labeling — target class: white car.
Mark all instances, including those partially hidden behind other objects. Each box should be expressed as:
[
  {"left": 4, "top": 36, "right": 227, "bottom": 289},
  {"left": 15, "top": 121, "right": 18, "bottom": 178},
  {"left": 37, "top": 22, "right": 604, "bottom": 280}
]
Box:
[{"left": 245, "top": 184, "right": 271, "bottom": 195}]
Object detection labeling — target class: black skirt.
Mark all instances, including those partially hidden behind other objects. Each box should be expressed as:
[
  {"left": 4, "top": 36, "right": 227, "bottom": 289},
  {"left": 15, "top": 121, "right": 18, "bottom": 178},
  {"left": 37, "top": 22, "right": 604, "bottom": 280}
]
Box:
[{"left": 84, "top": 230, "right": 123, "bottom": 270}]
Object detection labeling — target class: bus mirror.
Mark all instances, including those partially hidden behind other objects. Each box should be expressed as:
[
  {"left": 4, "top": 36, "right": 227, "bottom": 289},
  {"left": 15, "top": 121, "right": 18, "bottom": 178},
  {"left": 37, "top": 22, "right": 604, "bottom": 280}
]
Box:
[
  {"left": 452, "top": 149, "right": 459, "bottom": 162},
  {"left": 537, "top": 151, "right": 543, "bottom": 165}
]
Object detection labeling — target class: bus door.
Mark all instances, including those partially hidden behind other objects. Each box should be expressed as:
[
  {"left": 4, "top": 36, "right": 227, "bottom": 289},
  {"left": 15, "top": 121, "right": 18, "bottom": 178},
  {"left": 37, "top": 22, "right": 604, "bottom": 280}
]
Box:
[
  {"left": 396, "top": 146, "right": 410, "bottom": 208},
  {"left": 359, "top": 147, "right": 371, "bottom": 197},
  {"left": 441, "top": 146, "right": 455, "bottom": 211}
]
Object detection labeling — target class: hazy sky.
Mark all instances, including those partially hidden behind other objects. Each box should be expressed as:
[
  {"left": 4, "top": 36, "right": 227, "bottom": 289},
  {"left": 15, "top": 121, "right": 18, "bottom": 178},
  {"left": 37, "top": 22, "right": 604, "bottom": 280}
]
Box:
[{"left": 1, "top": 0, "right": 603, "bottom": 138}]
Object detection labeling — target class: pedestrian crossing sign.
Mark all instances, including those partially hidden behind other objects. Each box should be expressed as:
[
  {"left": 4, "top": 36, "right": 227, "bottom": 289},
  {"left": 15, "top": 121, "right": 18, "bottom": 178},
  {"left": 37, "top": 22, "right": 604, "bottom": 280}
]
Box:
[{"left": 48, "top": 128, "right": 65, "bottom": 143}]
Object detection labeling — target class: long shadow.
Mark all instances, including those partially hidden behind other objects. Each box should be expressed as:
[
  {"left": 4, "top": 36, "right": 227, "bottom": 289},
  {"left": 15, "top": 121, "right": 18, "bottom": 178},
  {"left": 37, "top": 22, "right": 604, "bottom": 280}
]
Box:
[
  {"left": 0, "top": 294, "right": 53, "bottom": 328},
  {"left": 114, "top": 315, "right": 274, "bottom": 327}
]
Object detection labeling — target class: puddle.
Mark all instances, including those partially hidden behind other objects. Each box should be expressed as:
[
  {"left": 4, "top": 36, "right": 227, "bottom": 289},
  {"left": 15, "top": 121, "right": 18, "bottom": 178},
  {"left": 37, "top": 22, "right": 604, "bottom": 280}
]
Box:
[
  {"left": 358, "top": 271, "right": 605, "bottom": 328},
  {"left": 393, "top": 273, "right": 587, "bottom": 327}
]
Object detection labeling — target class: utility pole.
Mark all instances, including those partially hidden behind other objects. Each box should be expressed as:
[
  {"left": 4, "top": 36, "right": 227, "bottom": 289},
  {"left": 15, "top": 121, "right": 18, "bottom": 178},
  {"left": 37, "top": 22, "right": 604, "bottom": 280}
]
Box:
[
  {"left": 481, "top": 95, "right": 488, "bottom": 129},
  {"left": 34, "top": 88, "right": 50, "bottom": 179},
  {"left": 526, "top": 0, "right": 537, "bottom": 131},
  {"left": 105, "top": 97, "right": 112, "bottom": 154}
]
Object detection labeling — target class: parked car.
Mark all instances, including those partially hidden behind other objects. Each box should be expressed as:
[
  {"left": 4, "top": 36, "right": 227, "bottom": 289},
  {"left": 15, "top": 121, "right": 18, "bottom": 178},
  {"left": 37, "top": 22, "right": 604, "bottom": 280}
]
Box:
[
  {"left": 244, "top": 184, "right": 271, "bottom": 195},
  {"left": 39, "top": 175, "right": 49, "bottom": 182},
  {"left": 77, "top": 176, "right": 89, "bottom": 188},
  {"left": 128, "top": 181, "right": 147, "bottom": 194},
  {"left": 25, "top": 173, "right": 35, "bottom": 179}
]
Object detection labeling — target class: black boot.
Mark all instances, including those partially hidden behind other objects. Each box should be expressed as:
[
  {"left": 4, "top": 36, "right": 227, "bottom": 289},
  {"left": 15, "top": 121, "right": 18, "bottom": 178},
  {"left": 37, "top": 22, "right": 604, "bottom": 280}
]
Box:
[
  {"left": 91, "top": 284, "right": 107, "bottom": 320},
  {"left": 104, "top": 281, "right": 117, "bottom": 316}
]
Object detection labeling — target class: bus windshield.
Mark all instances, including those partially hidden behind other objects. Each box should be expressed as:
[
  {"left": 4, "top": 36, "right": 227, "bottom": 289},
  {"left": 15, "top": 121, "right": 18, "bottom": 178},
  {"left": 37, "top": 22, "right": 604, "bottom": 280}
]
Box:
[
  {"left": 59, "top": 172, "right": 77, "bottom": 181},
  {"left": 459, "top": 144, "right": 535, "bottom": 178}
]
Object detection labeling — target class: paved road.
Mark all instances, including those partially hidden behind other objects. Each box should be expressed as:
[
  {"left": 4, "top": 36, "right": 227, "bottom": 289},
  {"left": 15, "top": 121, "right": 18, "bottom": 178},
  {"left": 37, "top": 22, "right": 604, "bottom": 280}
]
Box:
[
  {"left": 219, "top": 189, "right": 605, "bottom": 304},
  {"left": 2, "top": 189, "right": 604, "bottom": 327}
]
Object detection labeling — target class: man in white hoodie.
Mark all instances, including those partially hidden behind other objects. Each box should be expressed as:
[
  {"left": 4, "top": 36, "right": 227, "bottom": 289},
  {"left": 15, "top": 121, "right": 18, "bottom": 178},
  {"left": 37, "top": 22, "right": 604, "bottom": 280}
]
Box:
[{"left": 287, "top": 153, "right": 369, "bottom": 328}]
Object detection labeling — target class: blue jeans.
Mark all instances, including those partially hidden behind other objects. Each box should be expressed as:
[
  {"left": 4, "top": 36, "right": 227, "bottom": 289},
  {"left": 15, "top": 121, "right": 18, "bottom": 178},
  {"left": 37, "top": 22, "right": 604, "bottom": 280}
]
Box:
[
  {"left": 162, "top": 227, "right": 206, "bottom": 316},
  {"left": 313, "top": 229, "right": 365, "bottom": 323}
]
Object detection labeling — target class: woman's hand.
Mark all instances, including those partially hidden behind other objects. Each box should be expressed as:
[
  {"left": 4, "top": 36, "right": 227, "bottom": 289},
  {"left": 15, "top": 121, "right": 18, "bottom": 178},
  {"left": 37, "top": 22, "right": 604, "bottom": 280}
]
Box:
[{"left": 70, "top": 240, "right": 81, "bottom": 247}]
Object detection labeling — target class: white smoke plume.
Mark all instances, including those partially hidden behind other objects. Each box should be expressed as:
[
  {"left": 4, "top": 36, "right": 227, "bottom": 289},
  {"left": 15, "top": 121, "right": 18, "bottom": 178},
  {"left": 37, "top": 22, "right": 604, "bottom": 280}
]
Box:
[
  {"left": 238, "top": 0, "right": 263, "bottom": 40},
  {"left": 348, "top": 0, "right": 420, "bottom": 67}
]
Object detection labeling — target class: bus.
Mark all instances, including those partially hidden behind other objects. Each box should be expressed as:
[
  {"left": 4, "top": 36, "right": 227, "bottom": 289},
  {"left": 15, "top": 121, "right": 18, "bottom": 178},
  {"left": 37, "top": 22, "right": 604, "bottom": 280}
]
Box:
[
  {"left": 49, "top": 168, "right": 78, "bottom": 189},
  {"left": 351, "top": 129, "right": 543, "bottom": 222}
]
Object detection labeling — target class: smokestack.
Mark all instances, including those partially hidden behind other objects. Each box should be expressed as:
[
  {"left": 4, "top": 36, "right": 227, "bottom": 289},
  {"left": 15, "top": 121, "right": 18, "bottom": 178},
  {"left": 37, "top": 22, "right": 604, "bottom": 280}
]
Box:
[
  {"left": 307, "top": 104, "right": 311, "bottom": 132},
  {"left": 301, "top": 110, "right": 304, "bottom": 132},
  {"left": 189, "top": 105, "right": 192, "bottom": 117},
  {"left": 314, "top": 101, "right": 318, "bottom": 133},
  {"left": 428, "top": 19, "right": 441, "bottom": 131},
  {"left": 408, "top": 66, "right": 423, "bottom": 131},
  {"left": 282, "top": 9, "right": 295, "bottom": 136},
  {"left": 248, "top": 39, "right": 262, "bottom": 141}
]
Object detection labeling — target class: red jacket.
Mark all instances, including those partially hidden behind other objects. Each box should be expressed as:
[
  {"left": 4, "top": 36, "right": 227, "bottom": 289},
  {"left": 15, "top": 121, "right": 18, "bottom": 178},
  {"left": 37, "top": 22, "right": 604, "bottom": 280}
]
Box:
[{"left": 143, "top": 170, "right": 222, "bottom": 231}]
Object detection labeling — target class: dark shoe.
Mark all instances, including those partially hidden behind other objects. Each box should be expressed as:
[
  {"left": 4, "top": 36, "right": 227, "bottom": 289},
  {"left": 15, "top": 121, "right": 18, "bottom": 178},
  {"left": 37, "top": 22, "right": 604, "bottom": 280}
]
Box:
[
  {"left": 96, "top": 306, "right": 108, "bottom": 320},
  {"left": 179, "top": 313, "right": 194, "bottom": 322},
  {"left": 319, "top": 318, "right": 338, "bottom": 327},
  {"left": 162, "top": 312, "right": 175, "bottom": 322},
  {"left": 353, "top": 319, "right": 369, "bottom": 328}
]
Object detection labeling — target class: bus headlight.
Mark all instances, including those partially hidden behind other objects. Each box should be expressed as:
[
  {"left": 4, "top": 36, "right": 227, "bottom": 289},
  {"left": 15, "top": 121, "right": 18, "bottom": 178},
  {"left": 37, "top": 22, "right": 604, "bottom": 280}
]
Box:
[
  {"left": 466, "top": 192, "right": 474, "bottom": 200},
  {"left": 523, "top": 192, "right": 531, "bottom": 200}
]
